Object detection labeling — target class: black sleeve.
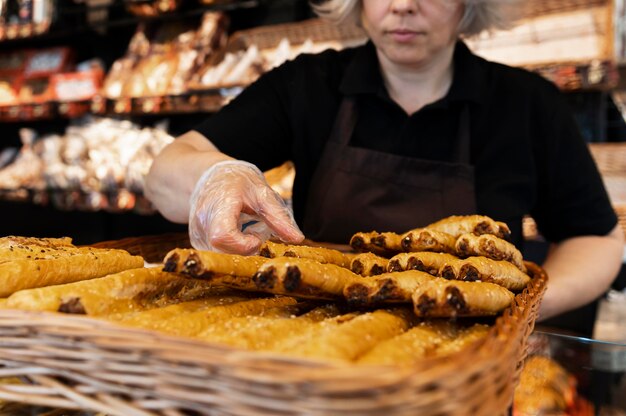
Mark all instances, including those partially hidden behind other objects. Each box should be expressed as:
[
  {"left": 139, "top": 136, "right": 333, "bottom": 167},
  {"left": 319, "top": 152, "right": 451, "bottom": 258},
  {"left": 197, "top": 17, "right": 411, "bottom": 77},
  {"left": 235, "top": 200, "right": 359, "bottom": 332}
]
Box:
[
  {"left": 531, "top": 86, "right": 617, "bottom": 242},
  {"left": 192, "top": 62, "right": 295, "bottom": 172}
]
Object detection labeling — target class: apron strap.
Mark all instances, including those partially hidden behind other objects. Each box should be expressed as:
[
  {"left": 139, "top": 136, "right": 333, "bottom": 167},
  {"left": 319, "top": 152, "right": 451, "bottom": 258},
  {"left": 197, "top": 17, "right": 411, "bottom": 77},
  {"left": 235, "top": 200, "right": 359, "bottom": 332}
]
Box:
[
  {"left": 332, "top": 97, "right": 358, "bottom": 147},
  {"left": 454, "top": 105, "right": 471, "bottom": 165}
]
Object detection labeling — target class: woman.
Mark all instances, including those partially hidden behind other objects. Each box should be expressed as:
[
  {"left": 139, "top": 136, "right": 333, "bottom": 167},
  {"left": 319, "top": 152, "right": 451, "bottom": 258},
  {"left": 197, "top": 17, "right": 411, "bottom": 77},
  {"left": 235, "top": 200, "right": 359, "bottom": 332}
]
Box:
[{"left": 146, "top": 0, "right": 624, "bottom": 321}]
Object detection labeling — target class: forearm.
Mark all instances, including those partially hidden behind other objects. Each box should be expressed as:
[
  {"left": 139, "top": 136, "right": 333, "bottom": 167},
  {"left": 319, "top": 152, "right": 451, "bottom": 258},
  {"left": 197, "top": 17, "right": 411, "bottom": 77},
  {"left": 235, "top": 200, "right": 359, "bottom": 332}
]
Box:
[
  {"left": 145, "top": 130, "right": 233, "bottom": 223},
  {"left": 538, "top": 225, "right": 624, "bottom": 321}
]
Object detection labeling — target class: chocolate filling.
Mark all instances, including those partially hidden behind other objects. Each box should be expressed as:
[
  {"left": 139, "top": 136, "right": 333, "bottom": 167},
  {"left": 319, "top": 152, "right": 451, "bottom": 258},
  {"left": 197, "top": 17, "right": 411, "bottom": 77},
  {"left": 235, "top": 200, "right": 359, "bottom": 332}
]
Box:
[
  {"left": 388, "top": 259, "right": 403, "bottom": 272},
  {"left": 58, "top": 297, "right": 87, "bottom": 315},
  {"left": 416, "top": 295, "right": 436, "bottom": 315},
  {"left": 351, "top": 260, "right": 364, "bottom": 275},
  {"left": 162, "top": 252, "right": 179, "bottom": 272},
  {"left": 460, "top": 265, "right": 480, "bottom": 281},
  {"left": 253, "top": 267, "right": 277, "bottom": 290},
  {"left": 440, "top": 265, "right": 456, "bottom": 280},
  {"left": 446, "top": 286, "right": 468, "bottom": 313},
  {"left": 345, "top": 284, "right": 370, "bottom": 307},
  {"left": 283, "top": 266, "right": 302, "bottom": 292}
]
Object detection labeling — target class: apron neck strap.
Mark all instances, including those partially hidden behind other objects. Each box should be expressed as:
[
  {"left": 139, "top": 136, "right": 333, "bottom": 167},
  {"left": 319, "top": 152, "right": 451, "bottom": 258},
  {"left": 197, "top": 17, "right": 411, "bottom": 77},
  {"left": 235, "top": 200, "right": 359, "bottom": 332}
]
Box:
[
  {"left": 453, "top": 105, "right": 471, "bottom": 164},
  {"left": 331, "top": 97, "right": 359, "bottom": 147}
]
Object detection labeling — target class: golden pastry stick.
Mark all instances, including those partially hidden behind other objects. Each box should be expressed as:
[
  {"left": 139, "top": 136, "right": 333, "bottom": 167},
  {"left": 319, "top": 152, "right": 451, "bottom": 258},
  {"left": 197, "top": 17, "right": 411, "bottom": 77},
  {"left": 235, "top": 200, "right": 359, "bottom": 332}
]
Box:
[
  {"left": 259, "top": 241, "right": 353, "bottom": 268},
  {"left": 350, "top": 252, "right": 389, "bottom": 276},
  {"left": 0, "top": 247, "right": 144, "bottom": 297},
  {"left": 0, "top": 235, "right": 74, "bottom": 250},
  {"left": 400, "top": 228, "right": 457, "bottom": 254},
  {"left": 116, "top": 296, "right": 299, "bottom": 337},
  {"left": 412, "top": 278, "right": 515, "bottom": 317},
  {"left": 388, "top": 252, "right": 459, "bottom": 276},
  {"left": 0, "top": 299, "right": 6, "bottom": 308},
  {"left": 439, "top": 256, "right": 530, "bottom": 291},
  {"left": 163, "top": 248, "right": 268, "bottom": 291},
  {"left": 5, "top": 267, "right": 228, "bottom": 315},
  {"left": 198, "top": 305, "right": 341, "bottom": 350},
  {"left": 349, "top": 232, "right": 402, "bottom": 257},
  {"left": 455, "top": 233, "right": 526, "bottom": 272},
  {"left": 344, "top": 270, "right": 434, "bottom": 306},
  {"left": 426, "top": 215, "right": 511, "bottom": 240},
  {"left": 275, "top": 309, "right": 411, "bottom": 362},
  {"left": 434, "top": 324, "right": 490, "bottom": 357},
  {"left": 253, "top": 257, "right": 362, "bottom": 299},
  {"left": 358, "top": 320, "right": 461, "bottom": 365},
  {"left": 107, "top": 296, "right": 250, "bottom": 322}
]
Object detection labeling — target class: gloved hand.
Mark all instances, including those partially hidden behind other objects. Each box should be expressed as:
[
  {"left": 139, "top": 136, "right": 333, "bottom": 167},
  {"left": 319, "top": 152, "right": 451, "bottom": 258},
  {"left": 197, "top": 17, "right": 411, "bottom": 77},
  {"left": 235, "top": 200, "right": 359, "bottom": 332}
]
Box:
[{"left": 189, "top": 160, "right": 304, "bottom": 254}]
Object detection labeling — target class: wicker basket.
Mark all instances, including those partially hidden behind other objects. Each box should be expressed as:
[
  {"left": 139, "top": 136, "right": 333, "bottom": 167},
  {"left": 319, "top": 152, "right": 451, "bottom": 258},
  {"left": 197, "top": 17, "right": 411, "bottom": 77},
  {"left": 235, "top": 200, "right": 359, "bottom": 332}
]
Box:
[{"left": 0, "top": 244, "right": 547, "bottom": 416}]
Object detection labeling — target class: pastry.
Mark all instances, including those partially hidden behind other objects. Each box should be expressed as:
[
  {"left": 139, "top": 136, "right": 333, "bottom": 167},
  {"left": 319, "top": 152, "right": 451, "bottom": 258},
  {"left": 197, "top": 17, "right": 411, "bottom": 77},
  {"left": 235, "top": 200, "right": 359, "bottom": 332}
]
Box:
[
  {"left": 412, "top": 278, "right": 515, "bottom": 317},
  {"left": 115, "top": 296, "right": 299, "bottom": 337},
  {"left": 358, "top": 320, "right": 460, "bottom": 364},
  {"left": 439, "top": 256, "right": 530, "bottom": 291},
  {"left": 274, "top": 309, "right": 411, "bottom": 362},
  {"left": 400, "top": 228, "right": 457, "bottom": 253},
  {"left": 5, "top": 267, "right": 221, "bottom": 315},
  {"left": 344, "top": 270, "right": 434, "bottom": 306},
  {"left": 253, "top": 257, "right": 361, "bottom": 299},
  {"left": 350, "top": 252, "right": 389, "bottom": 276},
  {"left": 387, "top": 252, "right": 459, "bottom": 276},
  {"left": 197, "top": 305, "right": 341, "bottom": 350},
  {"left": 426, "top": 215, "right": 511, "bottom": 240},
  {"left": 0, "top": 245, "right": 144, "bottom": 297},
  {"left": 259, "top": 241, "right": 353, "bottom": 268},
  {"left": 455, "top": 233, "right": 526, "bottom": 272},
  {"left": 163, "top": 248, "right": 268, "bottom": 291},
  {"left": 349, "top": 232, "right": 402, "bottom": 257}
]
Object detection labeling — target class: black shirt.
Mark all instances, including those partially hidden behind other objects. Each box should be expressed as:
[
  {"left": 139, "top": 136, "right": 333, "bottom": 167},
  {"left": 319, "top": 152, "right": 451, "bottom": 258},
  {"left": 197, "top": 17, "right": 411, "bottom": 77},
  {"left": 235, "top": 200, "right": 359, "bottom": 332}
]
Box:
[{"left": 195, "top": 41, "right": 617, "bottom": 247}]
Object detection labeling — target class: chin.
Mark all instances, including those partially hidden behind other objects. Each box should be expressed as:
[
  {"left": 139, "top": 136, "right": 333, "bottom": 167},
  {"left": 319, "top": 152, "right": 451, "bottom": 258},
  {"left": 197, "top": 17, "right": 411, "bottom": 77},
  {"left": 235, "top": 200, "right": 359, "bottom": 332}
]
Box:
[{"left": 383, "top": 49, "right": 429, "bottom": 66}]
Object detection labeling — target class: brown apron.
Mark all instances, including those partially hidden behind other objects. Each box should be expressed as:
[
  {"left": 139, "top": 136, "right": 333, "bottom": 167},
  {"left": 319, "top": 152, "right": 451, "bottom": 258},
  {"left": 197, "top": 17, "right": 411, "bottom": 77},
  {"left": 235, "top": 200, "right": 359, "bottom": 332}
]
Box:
[{"left": 302, "top": 97, "right": 477, "bottom": 243}]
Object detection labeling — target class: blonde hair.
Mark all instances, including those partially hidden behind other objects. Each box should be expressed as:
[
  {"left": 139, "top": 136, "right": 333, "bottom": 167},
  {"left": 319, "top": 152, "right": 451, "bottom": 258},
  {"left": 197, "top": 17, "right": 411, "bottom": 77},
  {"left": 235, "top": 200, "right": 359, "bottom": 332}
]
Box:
[{"left": 311, "top": 0, "right": 515, "bottom": 37}]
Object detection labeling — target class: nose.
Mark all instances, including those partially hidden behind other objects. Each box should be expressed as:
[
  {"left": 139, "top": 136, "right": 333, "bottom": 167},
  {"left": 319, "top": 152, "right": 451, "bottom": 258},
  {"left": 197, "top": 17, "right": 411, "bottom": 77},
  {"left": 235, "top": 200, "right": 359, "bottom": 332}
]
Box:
[{"left": 390, "top": 0, "right": 418, "bottom": 15}]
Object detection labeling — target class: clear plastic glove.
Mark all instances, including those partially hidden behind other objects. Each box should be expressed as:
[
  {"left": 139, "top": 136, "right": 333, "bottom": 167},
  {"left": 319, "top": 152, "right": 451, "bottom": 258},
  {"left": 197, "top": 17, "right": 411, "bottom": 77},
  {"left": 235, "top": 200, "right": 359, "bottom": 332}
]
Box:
[{"left": 189, "top": 160, "right": 304, "bottom": 254}]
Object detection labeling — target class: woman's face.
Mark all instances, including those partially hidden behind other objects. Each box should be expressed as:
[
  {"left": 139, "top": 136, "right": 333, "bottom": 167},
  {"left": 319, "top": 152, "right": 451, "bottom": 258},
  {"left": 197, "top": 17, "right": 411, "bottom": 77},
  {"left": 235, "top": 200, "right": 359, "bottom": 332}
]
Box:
[{"left": 361, "top": 0, "right": 464, "bottom": 67}]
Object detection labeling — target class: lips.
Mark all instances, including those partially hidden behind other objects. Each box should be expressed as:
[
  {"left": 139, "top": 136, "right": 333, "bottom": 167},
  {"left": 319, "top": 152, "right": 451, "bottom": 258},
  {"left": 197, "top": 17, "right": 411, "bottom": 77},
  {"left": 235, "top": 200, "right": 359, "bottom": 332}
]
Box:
[{"left": 387, "top": 29, "right": 422, "bottom": 42}]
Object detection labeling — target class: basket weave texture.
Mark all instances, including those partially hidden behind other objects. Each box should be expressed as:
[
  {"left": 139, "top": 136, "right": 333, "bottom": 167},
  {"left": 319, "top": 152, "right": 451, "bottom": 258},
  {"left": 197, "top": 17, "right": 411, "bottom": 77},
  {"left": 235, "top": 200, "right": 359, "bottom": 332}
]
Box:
[{"left": 0, "top": 240, "right": 547, "bottom": 416}]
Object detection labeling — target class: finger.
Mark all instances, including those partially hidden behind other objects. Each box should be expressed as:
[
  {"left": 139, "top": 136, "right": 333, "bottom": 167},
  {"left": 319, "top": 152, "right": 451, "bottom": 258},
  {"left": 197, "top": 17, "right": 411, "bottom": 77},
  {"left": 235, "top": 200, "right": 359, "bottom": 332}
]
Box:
[
  {"left": 255, "top": 188, "right": 304, "bottom": 244},
  {"left": 209, "top": 209, "right": 264, "bottom": 255},
  {"left": 242, "top": 221, "right": 273, "bottom": 244}
]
